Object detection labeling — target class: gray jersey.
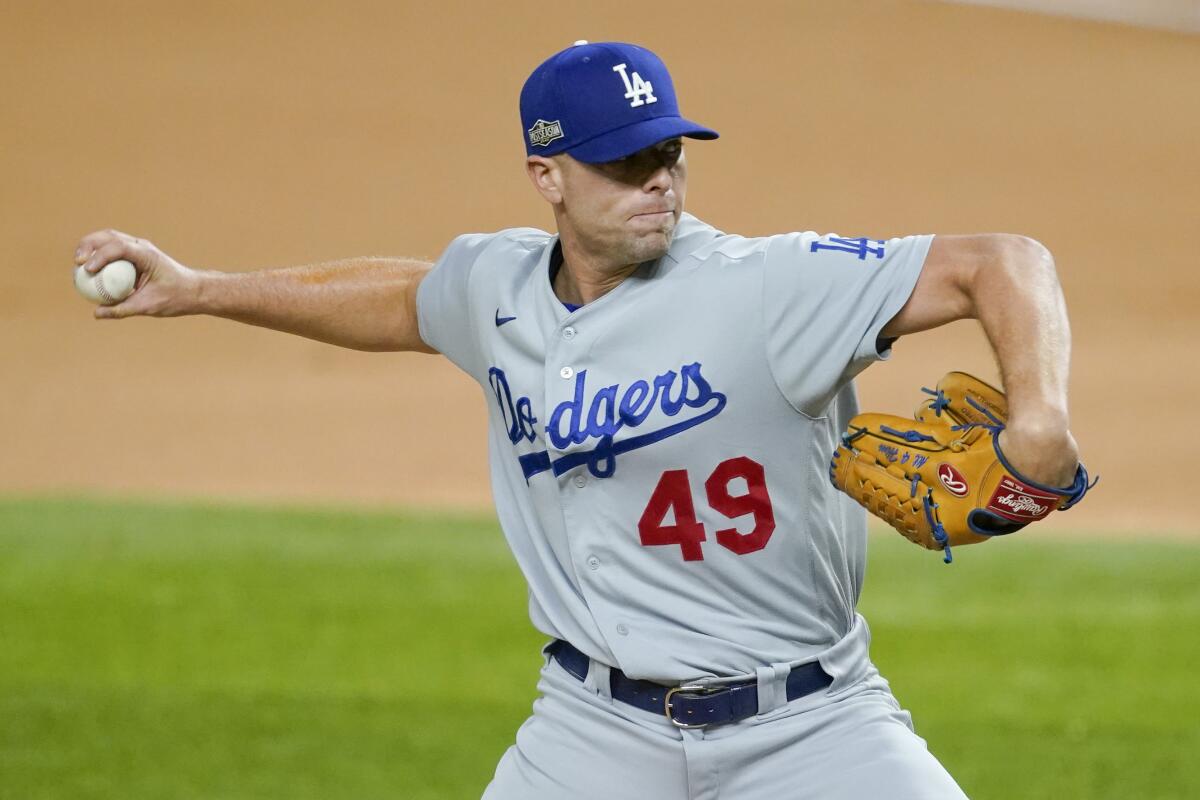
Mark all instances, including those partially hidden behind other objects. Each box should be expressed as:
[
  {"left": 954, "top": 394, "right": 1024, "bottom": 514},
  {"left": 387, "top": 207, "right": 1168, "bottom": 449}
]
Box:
[{"left": 417, "top": 213, "right": 930, "bottom": 683}]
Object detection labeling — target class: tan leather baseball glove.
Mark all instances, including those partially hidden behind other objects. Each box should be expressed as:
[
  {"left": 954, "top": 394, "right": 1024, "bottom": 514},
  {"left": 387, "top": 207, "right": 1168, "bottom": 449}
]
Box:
[{"left": 829, "top": 372, "right": 1095, "bottom": 562}]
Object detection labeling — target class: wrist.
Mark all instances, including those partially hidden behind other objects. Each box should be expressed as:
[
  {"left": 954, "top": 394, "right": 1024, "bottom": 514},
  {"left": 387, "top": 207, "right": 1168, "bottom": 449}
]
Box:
[
  {"left": 189, "top": 268, "right": 225, "bottom": 316},
  {"left": 997, "top": 423, "right": 1079, "bottom": 489}
]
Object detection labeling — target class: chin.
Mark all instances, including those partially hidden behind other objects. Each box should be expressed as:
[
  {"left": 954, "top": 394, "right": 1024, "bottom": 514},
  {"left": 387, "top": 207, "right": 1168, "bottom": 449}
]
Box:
[
  {"left": 631, "top": 237, "right": 671, "bottom": 264},
  {"left": 631, "top": 219, "right": 675, "bottom": 253}
]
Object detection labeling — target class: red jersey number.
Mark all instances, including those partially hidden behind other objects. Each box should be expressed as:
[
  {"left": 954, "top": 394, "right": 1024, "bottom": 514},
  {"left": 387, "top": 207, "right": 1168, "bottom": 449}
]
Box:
[
  {"left": 637, "top": 456, "right": 775, "bottom": 562},
  {"left": 636, "top": 469, "right": 707, "bottom": 562}
]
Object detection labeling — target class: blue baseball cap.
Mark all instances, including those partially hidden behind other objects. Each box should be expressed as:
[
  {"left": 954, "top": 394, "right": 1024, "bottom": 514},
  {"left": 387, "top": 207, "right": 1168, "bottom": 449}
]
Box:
[{"left": 520, "top": 40, "right": 718, "bottom": 164}]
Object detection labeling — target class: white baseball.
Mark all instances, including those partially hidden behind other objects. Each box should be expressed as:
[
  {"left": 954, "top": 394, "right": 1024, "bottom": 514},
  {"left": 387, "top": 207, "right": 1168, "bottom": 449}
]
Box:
[{"left": 74, "top": 259, "right": 138, "bottom": 306}]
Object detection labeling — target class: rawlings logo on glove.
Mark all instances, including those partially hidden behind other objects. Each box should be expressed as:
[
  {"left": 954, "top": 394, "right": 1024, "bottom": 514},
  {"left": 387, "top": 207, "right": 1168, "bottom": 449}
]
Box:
[{"left": 829, "top": 371, "right": 1096, "bottom": 563}]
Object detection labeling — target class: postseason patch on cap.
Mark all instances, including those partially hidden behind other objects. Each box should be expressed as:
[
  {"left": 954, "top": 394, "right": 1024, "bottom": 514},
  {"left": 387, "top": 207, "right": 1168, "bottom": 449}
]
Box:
[{"left": 528, "top": 119, "right": 565, "bottom": 148}]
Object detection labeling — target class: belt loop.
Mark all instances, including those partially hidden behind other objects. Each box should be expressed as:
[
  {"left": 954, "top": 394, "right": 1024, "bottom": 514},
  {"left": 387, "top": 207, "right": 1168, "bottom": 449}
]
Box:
[
  {"left": 584, "top": 659, "right": 613, "bottom": 701},
  {"left": 755, "top": 663, "right": 791, "bottom": 715}
]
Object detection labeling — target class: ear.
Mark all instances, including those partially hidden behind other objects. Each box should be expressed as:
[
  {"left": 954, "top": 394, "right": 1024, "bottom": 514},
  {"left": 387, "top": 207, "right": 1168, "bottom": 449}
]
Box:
[{"left": 526, "top": 156, "right": 564, "bottom": 205}]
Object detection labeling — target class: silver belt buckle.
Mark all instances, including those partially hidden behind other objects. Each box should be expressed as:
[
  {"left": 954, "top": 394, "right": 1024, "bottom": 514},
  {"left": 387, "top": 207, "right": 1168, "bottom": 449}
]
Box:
[{"left": 664, "top": 684, "right": 723, "bottom": 729}]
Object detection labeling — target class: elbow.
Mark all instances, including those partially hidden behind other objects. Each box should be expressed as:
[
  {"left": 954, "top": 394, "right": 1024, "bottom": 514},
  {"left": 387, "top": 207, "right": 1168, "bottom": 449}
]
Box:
[
  {"left": 992, "top": 233, "right": 1057, "bottom": 278},
  {"left": 967, "top": 234, "right": 1060, "bottom": 304},
  {"left": 369, "top": 325, "right": 438, "bottom": 354},
  {"left": 356, "top": 334, "right": 437, "bottom": 354}
]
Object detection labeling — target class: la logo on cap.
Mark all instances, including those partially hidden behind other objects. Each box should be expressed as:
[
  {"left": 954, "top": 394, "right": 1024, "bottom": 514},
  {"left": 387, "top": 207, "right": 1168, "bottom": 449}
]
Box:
[{"left": 612, "top": 63, "right": 657, "bottom": 108}]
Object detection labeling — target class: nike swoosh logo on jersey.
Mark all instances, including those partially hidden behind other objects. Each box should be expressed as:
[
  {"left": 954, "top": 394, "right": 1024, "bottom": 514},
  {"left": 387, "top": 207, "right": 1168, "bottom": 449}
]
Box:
[{"left": 495, "top": 309, "right": 517, "bottom": 327}]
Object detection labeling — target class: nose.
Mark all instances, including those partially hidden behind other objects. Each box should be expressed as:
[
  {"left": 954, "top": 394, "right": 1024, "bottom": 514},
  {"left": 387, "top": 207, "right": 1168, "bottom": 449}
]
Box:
[{"left": 643, "top": 158, "right": 674, "bottom": 195}]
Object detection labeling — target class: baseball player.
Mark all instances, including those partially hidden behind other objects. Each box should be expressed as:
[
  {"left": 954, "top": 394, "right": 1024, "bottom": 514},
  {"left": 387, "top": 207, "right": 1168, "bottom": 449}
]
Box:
[{"left": 76, "top": 41, "right": 1087, "bottom": 799}]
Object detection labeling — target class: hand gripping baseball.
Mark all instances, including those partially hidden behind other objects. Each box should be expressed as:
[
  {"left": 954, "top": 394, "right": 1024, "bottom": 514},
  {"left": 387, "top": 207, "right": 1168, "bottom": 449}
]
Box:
[
  {"left": 74, "top": 229, "right": 200, "bottom": 319},
  {"left": 829, "top": 372, "right": 1096, "bottom": 563}
]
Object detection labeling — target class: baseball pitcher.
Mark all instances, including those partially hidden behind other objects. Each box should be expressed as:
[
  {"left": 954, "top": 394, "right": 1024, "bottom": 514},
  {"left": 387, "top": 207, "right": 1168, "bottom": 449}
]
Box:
[{"left": 75, "top": 41, "right": 1092, "bottom": 799}]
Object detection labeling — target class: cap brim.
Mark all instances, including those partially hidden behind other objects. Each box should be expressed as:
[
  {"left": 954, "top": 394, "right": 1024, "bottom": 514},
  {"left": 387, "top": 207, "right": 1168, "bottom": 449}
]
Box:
[{"left": 567, "top": 116, "right": 718, "bottom": 164}]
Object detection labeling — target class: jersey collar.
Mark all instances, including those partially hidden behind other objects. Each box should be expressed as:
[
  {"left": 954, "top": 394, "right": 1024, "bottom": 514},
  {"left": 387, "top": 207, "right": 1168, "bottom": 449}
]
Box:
[{"left": 545, "top": 212, "right": 722, "bottom": 311}]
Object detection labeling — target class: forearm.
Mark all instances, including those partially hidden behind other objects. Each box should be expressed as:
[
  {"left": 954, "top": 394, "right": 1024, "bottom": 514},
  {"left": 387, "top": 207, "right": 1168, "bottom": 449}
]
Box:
[
  {"left": 961, "top": 235, "right": 1081, "bottom": 487},
  {"left": 193, "top": 257, "right": 434, "bottom": 353},
  {"left": 881, "top": 232, "right": 1080, "bottom": 486},
  {"left": 967, "top": 236, "right": 1071, "bottom": 430}
]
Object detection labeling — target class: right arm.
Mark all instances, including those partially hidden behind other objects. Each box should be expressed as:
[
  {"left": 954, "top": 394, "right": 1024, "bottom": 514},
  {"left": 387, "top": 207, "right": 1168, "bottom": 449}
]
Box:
[{"left": 74, "top": 229, "right": 435, "bottom": 353}]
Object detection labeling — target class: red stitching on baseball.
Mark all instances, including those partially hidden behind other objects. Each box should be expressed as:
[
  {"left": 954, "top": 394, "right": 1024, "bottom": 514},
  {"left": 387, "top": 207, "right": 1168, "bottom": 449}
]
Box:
[{"left": 94, "top": 273, "right": 115, "bottom": 305}]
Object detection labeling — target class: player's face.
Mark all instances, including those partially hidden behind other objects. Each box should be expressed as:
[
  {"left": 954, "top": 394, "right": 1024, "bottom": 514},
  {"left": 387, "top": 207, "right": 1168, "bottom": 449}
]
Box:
[{"left": 556, "top": 138, "right": 687, "bottom": 267}]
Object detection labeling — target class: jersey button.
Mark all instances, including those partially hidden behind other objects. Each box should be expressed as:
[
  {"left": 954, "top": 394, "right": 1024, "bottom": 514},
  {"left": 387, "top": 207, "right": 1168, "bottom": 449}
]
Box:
[
  {"left": 615, "top": 623, "right": 629, "bottom": 636},
  {"left": 560, "top": 366, "right": 574, "bottom": 379},
  {"left": 572, "top": 474, "right": 587, "bottom": 488},
  {"left": 562, "top": 327, "right": 577, "bottom": 340},
  {"left": 587, "top": 556, "right": 600, "bottom": 570}
]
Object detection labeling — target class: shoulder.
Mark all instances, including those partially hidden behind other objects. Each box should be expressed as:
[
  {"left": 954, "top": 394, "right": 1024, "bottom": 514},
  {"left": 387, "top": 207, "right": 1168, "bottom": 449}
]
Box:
[
  {"left": 439, "top": 225, "right": 553, "bottom": 267},
  {"left": 667, "top": 213, "right": 776, "bottom": 267},
  {"left": 761, "top": 231, "right": 935, "bottom": 275},
  {"left": 672, "top": 220, "right": 923, "bottom": 273},
  {"left": 669, "top": 215, "right": 871, "bottom": 268}
]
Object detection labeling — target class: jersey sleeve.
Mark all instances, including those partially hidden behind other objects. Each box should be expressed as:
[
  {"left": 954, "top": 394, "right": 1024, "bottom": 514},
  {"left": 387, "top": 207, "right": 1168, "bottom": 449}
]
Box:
[
  {"left": 416, "top": 232, "right": 494, "bottom": 378},
  {"left": 762, "top": 232, "right": 933, "bottom": 417}
]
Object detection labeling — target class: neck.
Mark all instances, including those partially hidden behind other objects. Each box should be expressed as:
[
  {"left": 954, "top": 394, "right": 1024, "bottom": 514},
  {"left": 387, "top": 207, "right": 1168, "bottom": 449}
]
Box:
[{"left": 553, "top": 228, "right": 641, "bottom": 306}]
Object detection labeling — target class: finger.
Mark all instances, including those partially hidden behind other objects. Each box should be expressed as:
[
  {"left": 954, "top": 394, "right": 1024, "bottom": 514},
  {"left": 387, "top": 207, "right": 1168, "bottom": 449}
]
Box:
[
  {"left": 76, "top": 229, "right": 124, "bottom": 260},
  {"left": 82, "top": 240, "right": 133, "bottom": 274},
  {"left": 77, "top": 229, "right": 149, "bottom": 269},
  {"left": 75, "top": 234, "right": 107, "bottom": 265}
]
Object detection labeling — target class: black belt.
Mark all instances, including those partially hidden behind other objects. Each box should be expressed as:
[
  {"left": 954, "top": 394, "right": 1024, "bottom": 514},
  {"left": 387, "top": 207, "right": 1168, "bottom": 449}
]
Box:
[{"left": 547, "top": 639, "right": 833, "bottom": 729}]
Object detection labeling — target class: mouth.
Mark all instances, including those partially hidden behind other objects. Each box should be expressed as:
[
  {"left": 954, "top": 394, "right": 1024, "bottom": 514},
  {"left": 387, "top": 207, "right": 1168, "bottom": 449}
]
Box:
[{"left": 630, "top": 210, "right": 674, "bottom": 220}]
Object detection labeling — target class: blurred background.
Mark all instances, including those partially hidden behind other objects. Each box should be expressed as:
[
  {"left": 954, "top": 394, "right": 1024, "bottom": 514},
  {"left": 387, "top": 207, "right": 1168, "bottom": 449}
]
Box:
[
  {"left": 2, "top": 1, "right": 1198, "bottom": 798},
  {"left": 1, "top": 0, "right": 1196, "bottom": 532}
]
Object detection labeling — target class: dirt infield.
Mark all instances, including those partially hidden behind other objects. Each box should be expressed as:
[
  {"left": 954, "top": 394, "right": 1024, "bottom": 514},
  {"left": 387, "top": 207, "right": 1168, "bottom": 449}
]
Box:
[{"left": 2, "top": 1, "right": 1196, "bottom": 533}]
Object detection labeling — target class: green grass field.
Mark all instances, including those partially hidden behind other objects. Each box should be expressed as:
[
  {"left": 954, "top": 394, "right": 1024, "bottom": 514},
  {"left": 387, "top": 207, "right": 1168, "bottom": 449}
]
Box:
[{"left": 1, "top": 496, "right": 1197, "bottom": 799}]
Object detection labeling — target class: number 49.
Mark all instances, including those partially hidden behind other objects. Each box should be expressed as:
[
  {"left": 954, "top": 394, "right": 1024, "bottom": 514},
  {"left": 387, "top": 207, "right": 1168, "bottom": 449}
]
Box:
[{"left": 637, "top": 456, "right": 776, "bottom": 562}]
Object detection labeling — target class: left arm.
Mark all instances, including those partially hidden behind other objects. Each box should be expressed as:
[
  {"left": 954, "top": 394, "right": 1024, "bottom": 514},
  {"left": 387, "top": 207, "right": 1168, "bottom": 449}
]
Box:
[{"left": 881, "top": 234, "right": 1079, "bottom": 487}]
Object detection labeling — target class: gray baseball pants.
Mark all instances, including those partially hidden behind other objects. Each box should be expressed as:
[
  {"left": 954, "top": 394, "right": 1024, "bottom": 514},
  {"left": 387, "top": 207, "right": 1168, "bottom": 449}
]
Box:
[{"left": 482, "top": 649, "right": 967, "bottom": 799}]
